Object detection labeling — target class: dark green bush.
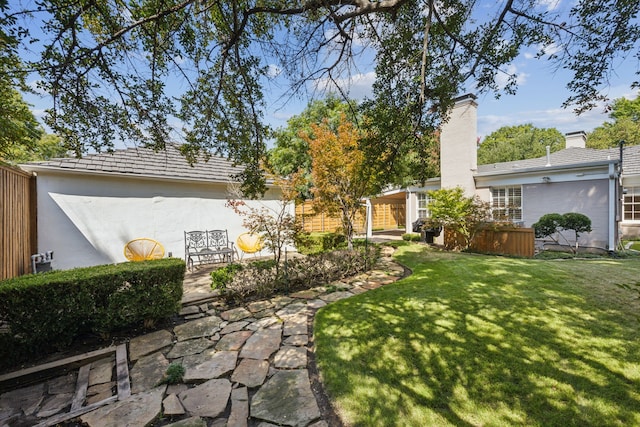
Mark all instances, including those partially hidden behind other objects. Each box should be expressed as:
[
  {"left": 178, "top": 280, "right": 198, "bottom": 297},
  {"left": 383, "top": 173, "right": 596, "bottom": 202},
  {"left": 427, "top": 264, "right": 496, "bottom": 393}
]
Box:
[
  {"left": 402, "top": 233, "right": 422, "bottom": 242},
  {"left": 0, "top": 258, "right": 185, "bottom": 368},
  {"left": 295, "top": 232, "right": 346, "bottom": 255},
  {"left": 216, "top": 246, "right": 380, "bottom": 304},
  {"left": 211, "top": 263, "right": 245, "bottom": 290}
]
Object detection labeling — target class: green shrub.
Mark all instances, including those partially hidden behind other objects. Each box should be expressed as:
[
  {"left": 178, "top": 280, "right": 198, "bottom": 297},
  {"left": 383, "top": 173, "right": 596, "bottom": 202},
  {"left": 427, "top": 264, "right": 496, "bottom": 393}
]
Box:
[
  {"left": 218, "top": 246, "right": 380, "bottom": 304},
  {"left": 211, "top": 263, "right": 244, "bottom": 289},
  {"left": 295, "top": 232, "right": 346, "bottom": 255},
  {"left": 402, "top": 233, "right": 422, "bottom": 242},
  {"left": 0, "top": 258, "right": 185, "bottom": 369}
]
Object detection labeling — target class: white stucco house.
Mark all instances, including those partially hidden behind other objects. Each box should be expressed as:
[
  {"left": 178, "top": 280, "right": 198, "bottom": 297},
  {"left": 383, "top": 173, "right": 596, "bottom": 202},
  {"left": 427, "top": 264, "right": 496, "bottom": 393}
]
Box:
[
  {"left": 401, "top": 94, "right": 640, "bottom": 252},
  {"left": 20, "top": 145, "right": 290, "bottom": 270}
]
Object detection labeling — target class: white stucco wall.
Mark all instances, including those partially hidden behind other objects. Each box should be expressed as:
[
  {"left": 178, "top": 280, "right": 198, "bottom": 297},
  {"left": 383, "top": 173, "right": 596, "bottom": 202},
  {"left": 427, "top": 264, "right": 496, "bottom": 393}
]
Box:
[{"left": 34, "top": 172, "right": 289, "bottom": 270}]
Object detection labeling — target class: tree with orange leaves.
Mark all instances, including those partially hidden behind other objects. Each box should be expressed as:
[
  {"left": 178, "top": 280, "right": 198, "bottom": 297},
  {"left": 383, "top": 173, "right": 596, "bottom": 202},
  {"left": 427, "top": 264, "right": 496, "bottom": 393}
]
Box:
[{"left": 304, "top": 114, "right": 378, "bottom": 250}]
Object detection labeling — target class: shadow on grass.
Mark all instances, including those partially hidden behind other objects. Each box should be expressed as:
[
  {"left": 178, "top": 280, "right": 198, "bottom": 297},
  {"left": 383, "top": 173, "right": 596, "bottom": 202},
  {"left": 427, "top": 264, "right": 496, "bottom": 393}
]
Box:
[{"left": 314, "top": 248, "right": 640, "bottom": 426}]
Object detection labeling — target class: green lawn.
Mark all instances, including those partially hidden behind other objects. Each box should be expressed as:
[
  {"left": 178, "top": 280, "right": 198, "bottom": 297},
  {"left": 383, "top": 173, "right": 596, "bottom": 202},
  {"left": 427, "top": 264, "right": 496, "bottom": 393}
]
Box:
[{"left": 314, "top": 245, "right": 640, "bottom": 427}]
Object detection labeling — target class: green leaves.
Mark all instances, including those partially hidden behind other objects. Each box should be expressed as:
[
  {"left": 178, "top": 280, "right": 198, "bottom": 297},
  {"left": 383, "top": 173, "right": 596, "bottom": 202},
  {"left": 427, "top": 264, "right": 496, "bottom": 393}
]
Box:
[
  {"left": 4, "top": 0, "right": 640, "bottom": 193},
  {"left": 478, "top": 124, "right": 565, "bottom": 165},
  {"left": 532, "top": 212, "right": 592, "bottom": 252}
]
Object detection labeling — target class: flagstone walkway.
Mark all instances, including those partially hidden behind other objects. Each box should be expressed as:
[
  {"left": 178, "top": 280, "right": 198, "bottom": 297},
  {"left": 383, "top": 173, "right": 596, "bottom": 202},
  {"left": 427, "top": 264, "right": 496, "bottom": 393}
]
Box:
[{"left": 0, "top": 246, "right": 407, "bottom": 427}]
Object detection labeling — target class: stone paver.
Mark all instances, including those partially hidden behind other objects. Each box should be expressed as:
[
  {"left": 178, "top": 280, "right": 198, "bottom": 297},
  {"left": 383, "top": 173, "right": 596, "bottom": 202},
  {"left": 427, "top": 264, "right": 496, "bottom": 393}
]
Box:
[
  {"left": 163, "top": 393, "right": 186, "bottom": 416},
  {"left": 228, "top": 387, "right": 249, "bottom": 427},
  {"left": 274, "top": 346, "right": 307, "bottom": 369},
  {"left": 174, "top": 316, "right": 223, "bottom": 341},
  {"left": 166, "top": 338, "right": 214, "bottom": 359},
  {"left": 179, "top": 379, "right": 231, "bottom": 418},
  {"left": 240, "top": 328, "right": 282, "bottom": 360},
  {"left": 0, "top": 248, "right": 404, "bottom": 427},
  {"left": 250, "top": 370, "right": 320, "bottom": 426},
  {"left": 129, "top": 329, "right": 174, "bottom": 361},
  {"left": 231, "top": 359, "right": 270, "bottom": 387},
  {"left": 182, "top": 350, "right": 238, "bottom": 382},
  {"left": 165, "top": 416, "right": 207, "bottom": 427},
  {"left": 220, "top": 307, "right": 252, "bottom": 321},
  {"left": 88, "top": 356, "right": 114, "bottom": 385},
  {"left": 130, "top": 351, "right": 169, "bottom": 394},
  {"left": 216, "top": 330, "right": 254, "bottom": 351},
  {"left": 80, "top": 385, "right": 166, "bottom": 427}
]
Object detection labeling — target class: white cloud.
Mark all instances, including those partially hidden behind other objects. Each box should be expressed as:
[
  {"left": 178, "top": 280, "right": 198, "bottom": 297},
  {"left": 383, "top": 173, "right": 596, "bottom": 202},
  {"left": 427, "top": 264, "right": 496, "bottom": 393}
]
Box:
[
  {"left": 536, "top": 0, "right": 562, "bottom": 11},
  {"left": 267, "top": 64, "right": 282, "bottom": 78},
  {"left": 494, "top": 64, "right": 528, "bottom": 90},
  {"left": 314, "top": 71, "right": 376, "bottom": 100}
]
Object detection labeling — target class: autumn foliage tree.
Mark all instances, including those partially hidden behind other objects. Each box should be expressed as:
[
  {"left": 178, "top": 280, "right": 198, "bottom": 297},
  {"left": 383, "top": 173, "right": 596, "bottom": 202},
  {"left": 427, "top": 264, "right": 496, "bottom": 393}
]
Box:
[{"left": 304, "top": 114, "right": 377, "bottom": 250}]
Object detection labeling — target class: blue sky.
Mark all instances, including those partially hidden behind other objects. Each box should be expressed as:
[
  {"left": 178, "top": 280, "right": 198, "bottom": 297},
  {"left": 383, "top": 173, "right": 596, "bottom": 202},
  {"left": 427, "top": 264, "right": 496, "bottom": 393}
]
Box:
[{"left": 262, "top": 50, "right": 638, "bottom": 142}]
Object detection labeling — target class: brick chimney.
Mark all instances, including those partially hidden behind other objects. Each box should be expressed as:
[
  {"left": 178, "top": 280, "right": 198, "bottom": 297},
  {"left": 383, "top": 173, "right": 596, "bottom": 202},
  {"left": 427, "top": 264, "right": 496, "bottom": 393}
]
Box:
[
  {"left": 565, "top": 131, "right": 586, "bottom": 148},
  {"left": 440, "top": 94, "right": 478, "bottom": 196}
]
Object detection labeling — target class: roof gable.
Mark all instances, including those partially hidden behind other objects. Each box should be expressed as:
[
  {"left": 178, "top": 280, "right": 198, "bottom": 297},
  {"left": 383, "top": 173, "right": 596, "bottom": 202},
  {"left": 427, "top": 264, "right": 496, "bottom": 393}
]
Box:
[
  {"left": 20, "top": 145, "right": 244, "bottom": 183},
  {"left": 476, "top": 145, "right": 640, "bottom": 176}
]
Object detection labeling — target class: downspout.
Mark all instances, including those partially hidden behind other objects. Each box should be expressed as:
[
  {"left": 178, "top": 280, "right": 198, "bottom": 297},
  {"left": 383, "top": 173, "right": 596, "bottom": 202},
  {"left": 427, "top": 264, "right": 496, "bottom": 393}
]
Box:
[{"left": 608, "top": 162, "right": 618, "bottom": 252}]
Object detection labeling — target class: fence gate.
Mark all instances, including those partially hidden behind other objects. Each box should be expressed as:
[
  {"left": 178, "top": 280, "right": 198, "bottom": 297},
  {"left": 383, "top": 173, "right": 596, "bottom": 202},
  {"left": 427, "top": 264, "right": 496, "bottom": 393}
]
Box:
[{"left": 1, "top": 164, "right": 37, "bottom": 280}]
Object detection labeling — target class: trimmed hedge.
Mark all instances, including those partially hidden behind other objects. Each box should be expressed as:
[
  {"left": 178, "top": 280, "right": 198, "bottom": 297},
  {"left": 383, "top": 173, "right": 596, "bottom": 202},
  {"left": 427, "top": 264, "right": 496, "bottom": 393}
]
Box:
[{"left": 0, "top": 258, "right": 185, "bottom": 368}]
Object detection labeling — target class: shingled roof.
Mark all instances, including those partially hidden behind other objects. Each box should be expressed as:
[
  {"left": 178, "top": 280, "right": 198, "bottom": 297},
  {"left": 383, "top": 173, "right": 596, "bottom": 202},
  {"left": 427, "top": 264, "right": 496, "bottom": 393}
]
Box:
[
  {"left": 20, "top": 144, "right": 244, "bottom": 183},
  {"left": 476, "top": 145, "right": 640, "bottom": 176}
]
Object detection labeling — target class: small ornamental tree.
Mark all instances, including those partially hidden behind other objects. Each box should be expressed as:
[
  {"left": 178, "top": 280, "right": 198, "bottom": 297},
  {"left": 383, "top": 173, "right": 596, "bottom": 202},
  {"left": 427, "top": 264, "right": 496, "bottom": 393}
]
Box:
[
  {"left": 226, "top": 173, "right": 303, "bottom": 270},
  {"left": 533, "top": 212, "right": 592, "bottom": 253},
  {"left": 427, "top": 187, "right": 491, "bottom": 251},
  {"left": 304, "top": 114, "right": 378, "bottom": 250}
]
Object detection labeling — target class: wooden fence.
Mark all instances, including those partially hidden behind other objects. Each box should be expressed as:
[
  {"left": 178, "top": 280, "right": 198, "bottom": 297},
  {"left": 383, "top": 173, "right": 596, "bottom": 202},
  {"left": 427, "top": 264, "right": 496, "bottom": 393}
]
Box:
[
  {"left": 295, "top": 200, "right": 407, "bottom": 234},
  {"left": 1, "top": 164, "right": 37, "bottom": 279},
  {"left": 295, "top": 201, "right": 366, "bottom": 233},
  {"left": 370, "top": 200, "right": 406, "bottom": 230},
  {"left": 445, "top": 227, "right": 535, "bottom": 258}
]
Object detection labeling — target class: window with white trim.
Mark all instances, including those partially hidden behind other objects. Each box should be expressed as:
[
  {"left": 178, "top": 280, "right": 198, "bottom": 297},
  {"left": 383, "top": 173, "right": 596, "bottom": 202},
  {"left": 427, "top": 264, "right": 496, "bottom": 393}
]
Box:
[
  {"left": 491, "top": 186, "right": 522, "bottom": 222},
  {"left": 417, "top": 193, "right": 430, "bottom": 218},
  {"left": 623, "top": 186, "right": 640, "bottom": 221}
]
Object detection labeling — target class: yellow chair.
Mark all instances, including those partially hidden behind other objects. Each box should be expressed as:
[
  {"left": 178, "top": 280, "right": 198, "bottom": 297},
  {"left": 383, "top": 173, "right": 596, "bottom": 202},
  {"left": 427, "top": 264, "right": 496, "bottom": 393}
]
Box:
[
  {"left": 124, "top": 238, "right": 165, "bottom": 261},
  {"left": 236, "top": 233, "right": 263, "bottom": 259}
]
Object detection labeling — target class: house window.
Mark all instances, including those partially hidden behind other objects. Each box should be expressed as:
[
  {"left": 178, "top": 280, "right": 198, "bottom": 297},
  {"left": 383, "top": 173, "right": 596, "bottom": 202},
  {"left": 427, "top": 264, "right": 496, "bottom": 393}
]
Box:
[
  {"left": 623, "top": 186, "right": 640, "bottom": 221},
  {"left": 491, "top": 186, "right": 522, "bottom": 222},
  {"left": 417, "top": 193, "right": 430, "bottom": 218}
]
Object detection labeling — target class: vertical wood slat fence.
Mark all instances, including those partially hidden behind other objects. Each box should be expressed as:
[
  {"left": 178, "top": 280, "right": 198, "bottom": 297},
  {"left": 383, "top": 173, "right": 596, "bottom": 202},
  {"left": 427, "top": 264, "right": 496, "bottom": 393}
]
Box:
[
  {"left": 295, "top": 200, "right": 407, "bottom": 234},
  {"left": 370, "top": 201, "right": 406, "bottom": 230},
  {"left": 1, "top": 165, "right": 37, "bottom": 280},
  {"left": 445, "top": 227, "right": 535, "bottom": 257},
  {"left": 295, "top": 201, "right": 366, "bottom": 233}
]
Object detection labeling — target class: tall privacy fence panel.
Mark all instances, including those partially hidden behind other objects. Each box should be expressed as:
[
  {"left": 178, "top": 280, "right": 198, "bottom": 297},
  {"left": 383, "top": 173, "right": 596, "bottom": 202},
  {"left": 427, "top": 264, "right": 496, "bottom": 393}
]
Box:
[
  {"left": 1, "top": 164, "right": 37, "bottom": 280},
  {"left": 445, "top": 226, "right": 535, "bottom": 257},
  {"left": 295, "top": 201, "right": 366, "bottom": 233},
  {"left": 295, "top": 200, "right": 406, "bottom": 234},
  {"left": 370, "top": 201, "right": 406, "bottom": 230}
]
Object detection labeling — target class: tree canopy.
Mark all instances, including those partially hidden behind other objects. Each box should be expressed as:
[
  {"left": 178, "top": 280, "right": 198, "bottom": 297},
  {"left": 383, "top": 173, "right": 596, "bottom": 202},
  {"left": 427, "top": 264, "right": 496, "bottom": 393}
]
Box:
[
  {"left": 4, "top": 0, "right": 640, "bottom": 195},
  {"left": 0, "top": 88, "right": 43, "bottom": 162},
  {"left": 477, "top": 124, "right": 565, "bottom": 164},
  {"left": 587, "top": 94, "right": 640, "bottom": 149},
  {"left": 268, "top": 94, "right": 359, "bottom": 198},
  {"left": 304, "top": 114, "right": 377, "bottom": 249}
]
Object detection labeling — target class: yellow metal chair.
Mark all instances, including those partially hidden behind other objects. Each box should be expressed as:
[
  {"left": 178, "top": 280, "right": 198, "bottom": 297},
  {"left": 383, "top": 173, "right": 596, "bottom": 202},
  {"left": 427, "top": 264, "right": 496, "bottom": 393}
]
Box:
[
  {"left": 124, "top": 238, "right": 165, "bottom": 261},
  {"left": 236, "top": 232, "right": 263, "bottom": 259}
]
